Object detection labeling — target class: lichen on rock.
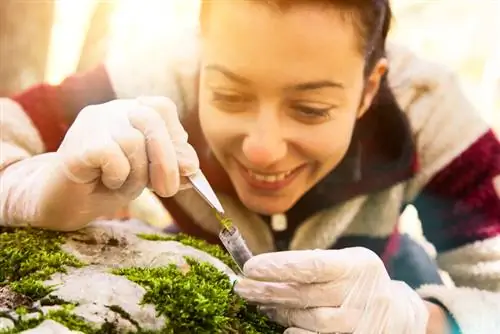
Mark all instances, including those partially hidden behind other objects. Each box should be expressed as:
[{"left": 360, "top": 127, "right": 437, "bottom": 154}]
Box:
[{"left": 0, "top": 220, "right": 283, "bottom": 333}]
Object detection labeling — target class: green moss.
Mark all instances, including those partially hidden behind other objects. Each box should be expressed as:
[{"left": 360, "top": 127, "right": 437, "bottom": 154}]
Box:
[
  {"left": 0, "top": 227, "right": 84, "bottom": 299},
  {"left": 0, "top": 304, "right": 98, "bottom": 334},
  {"left": 135, "top": 233, "right": 283, "bottom": 333},
  {"left": 215, "top": 212, "right": 233, "bottom": 230},
  {"left": 114, "top": 257, "right": 283, "bottom": 334},
  {"left": 1, "top": 228, "right": 283, "bottom": 333},
  {"left": 0, "top": 228, "right": 96, "bottom": 333},
  {"left": 137, "top": 233, "right": 238, "bottom": 272}
]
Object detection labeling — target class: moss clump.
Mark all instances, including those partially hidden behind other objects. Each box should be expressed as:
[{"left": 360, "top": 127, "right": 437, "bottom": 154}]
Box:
[
  {"left": 215, "top": 212, "right": 233, "bottom": 230},
  {"left": 0, "top": 227, "right": 84, "bottom": 300},
  {"left": 1, "top": 228, "right": 283, "bottom": 333},
  {"left": 137, "top": 233, "right": 238, "bottom": 272},
  {"left": 114, "top": 257, "right": 283, "bottom": 334},
  {"left": 0, "top": 305, "right": 98, "bottom": 334}
]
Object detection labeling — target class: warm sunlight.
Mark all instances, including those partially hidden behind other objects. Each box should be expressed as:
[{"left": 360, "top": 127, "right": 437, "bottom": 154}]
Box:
[
  {"left": 42, "top": 0, "right": 499, "bottom": 232},
  {"left": 45, "top": 0, "right": 499, "bottom": 123},
  {"left": 44, "top": 0, "right": 98, "bottom": 84},
  {"left": 45, "top": 0, "right": 200, "bottom": 85}
]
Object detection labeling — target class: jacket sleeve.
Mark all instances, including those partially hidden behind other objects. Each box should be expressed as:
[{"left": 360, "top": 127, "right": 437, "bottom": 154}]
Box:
[
  {"left": 387, "top": 42, "right": 500, "bottom": 333},
  {"left": 0, "top": 64, "right": 116, "bottom": 174},
  {"left": 2, "top": 21, "right": 201, "bottom": 158},
  {"left": 9, "top": 64, "right": 116, "bottom": 153}
]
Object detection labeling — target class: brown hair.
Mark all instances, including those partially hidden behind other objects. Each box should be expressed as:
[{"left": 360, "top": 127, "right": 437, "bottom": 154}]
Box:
[
  {"left": 199, "top": 0, "right": 414, "bottom": 174},
  {"left": 199, "top": 0, "right": 391, "bottom": 75}
]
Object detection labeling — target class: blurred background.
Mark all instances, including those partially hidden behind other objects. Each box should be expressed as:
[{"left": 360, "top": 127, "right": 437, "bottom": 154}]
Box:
[
  {"left": 0, "top": 0, "right": 498, "bottom": 262},
  {"left": 1, "top": 0, "right": 499, "bottom": 127}
]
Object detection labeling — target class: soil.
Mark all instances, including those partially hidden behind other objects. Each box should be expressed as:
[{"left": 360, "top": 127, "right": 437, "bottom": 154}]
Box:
[{"left": 0, "top": 286, "right": 32, "bottom": 310}]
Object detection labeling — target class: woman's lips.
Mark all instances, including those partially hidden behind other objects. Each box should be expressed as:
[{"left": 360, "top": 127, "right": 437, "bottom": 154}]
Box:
[{"left": 237, "top": 162, "right": 306, "bottom": 191}]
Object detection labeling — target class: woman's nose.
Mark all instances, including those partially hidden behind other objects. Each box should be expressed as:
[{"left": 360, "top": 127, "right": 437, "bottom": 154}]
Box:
[{"left": 242, "top": 119, "right": 287, "bottom": 168}]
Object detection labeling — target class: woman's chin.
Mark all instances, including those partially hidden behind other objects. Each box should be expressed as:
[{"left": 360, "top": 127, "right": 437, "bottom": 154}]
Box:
[{"left": 236, "top": 191, "right": 295, "bottom": 215}]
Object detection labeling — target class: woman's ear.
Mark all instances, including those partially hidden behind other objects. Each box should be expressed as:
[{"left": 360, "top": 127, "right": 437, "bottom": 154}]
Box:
[{"left": 357, "top": 58, "right": 388, "bottom": 119}]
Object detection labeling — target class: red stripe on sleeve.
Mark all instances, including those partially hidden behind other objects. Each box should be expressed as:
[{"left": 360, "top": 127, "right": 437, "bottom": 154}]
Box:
[{"left": 11, "top": 64, "right": 116, "bottom": 152}]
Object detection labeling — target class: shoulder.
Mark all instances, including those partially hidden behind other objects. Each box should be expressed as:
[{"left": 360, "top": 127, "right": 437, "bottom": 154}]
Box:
[
  {"left": 386, "top": 41, "right": 488, "bottom": 137},
  {"left": 385, "top": 42, "right": 491, "bottom": 199},
  {"left": 104, "top": 23, "right": 201, "bottom": 118}
]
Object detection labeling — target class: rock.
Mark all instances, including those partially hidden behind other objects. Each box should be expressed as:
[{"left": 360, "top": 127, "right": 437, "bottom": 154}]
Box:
[
  {"left": 44, "top": 266, "right": 164, "bottom": 332},
  {"left": 0, "top": 219, "right": 283, "bottom": 333},
  {"left": 19, "top": 320, "right": 74, "bottom": 334},
  {"left": 0, "top": 318, "right": 15, "bottom": 331},
  {"left": 62, "top": 219, "right": 234, "bottom": 276}
]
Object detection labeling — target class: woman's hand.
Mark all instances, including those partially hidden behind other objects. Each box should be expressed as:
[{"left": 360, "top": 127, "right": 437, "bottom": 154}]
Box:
[
  {"left": 0, "top": 96, "right": 198, "bottom": 230},
  {"left": 234, "top": 248, "right": 429, "bottom": 333}
]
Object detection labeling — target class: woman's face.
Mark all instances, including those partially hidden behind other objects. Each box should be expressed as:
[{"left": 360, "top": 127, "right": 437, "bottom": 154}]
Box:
[{"left": 199, "top": 1, "right": 386, "bottom": 215}]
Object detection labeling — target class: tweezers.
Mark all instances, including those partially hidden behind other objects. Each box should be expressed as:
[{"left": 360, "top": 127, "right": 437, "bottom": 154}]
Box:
[
  {"left": 187, "top": 170, "right": 225, "bottom": 216},
  {"left": 187, "top": 170, "right": 254, "bottom": 273}
]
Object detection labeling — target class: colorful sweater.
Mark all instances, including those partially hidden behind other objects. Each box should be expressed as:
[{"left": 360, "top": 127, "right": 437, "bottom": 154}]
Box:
[{"left": 1, "top": 25, "right": 499, "bottom": 333}]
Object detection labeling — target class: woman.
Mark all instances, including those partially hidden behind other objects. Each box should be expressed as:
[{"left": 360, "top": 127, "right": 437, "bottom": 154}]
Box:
[{"left": 1, "top": 0, "right": 499, "bottom": 332}]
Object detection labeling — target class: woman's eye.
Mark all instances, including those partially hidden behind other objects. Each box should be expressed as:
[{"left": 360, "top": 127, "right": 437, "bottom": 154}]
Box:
[
  {"left": 212, "top": 92, "right": 249, "bottom": 104},
  {"left": 292, "top": 104, "right": 332, "bottom": 119}
]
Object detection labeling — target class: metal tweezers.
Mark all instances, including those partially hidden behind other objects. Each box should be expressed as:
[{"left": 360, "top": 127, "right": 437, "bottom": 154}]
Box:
[
  {"left": 187, "top": 170, "right": 225, "bottom": 216},
  {"left": 187, "top": 170, "right": 254, "bottom": 273}
]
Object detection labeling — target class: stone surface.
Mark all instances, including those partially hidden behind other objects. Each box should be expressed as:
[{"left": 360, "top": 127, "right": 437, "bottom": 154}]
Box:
[
  {"left": 44, "top": 267, "right": 163, "bottom": 332},
  {"left": 62, "top": 219, "right": 234, "bottom": 276},
  {"left": 19, "top": 320, "right": 75, "bottom": 334},
  {"left": 0, "top": 318, "right": 15, "bottom": 331}
]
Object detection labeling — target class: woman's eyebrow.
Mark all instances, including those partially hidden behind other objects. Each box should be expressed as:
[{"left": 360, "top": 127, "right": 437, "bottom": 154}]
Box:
[
  {"left": 205, "top": 64, "right": 251, "bottom": 85},
  {"left": 205, "top": 64, "right": 344, "bottom": 90},
  {"left": 287, "top": 80, "right": 344, "bottom": 91}
]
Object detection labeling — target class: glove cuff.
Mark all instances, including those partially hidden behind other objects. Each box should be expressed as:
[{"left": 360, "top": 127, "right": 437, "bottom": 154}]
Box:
[{"left": 418, "top": 284, "right": 500, "bottom": 334}]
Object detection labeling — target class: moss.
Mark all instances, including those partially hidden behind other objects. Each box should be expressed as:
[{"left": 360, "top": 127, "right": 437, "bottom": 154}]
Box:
[
  {"left": 1, "top": 228, "right": 283, "bottom": 333},
  {"left": 215, "top": 212, "right": 233, "bottom": 230},
  {"left": 0, "top": 227, "right": 94, "bottom": 333},
  {"left": 135, "top": 233, "right": 283, "bottom": 333},
  {"left": 0, "top": 304, "right": 98, "bottom": 334},
  {"left": 0, "top": 227, "right": 84, "bottom": 300},
  {"left": 114, "top": 257, "right": 283, "bottom": 334}
]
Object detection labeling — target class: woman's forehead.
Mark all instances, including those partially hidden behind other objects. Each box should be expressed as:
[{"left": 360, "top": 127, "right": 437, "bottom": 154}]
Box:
[{"left": 201, "top": 1, "right": 365, "bottom": 88}]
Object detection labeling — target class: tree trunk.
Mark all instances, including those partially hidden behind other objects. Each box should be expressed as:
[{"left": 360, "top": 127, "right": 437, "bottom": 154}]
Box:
[
  {"left": 76, "top": 1, "right": 116, "bottom": 73},
  {"left": 0, "top": 0, "right": 55, "bottom": 95}
]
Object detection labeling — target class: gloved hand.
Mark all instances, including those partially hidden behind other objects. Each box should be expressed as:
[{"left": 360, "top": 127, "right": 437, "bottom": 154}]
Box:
[
  {"left": 234, "top": 248, "right": 429, "bottom": 334},
  {"left": 0, "top": 96, "right": 198, "bottom": 230}
]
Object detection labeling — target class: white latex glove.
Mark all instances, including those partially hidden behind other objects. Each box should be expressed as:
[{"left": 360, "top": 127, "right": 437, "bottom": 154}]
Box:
[
  {"left": 234, "top": 248, "right": 429, "bottom": 334},
  {"left": 0, "top": 96, "right": 198, "bottom": 230}
]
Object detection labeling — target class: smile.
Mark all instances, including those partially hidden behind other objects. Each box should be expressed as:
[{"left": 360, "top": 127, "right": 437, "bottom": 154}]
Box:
[
  {"left": 247, "top": 170, "right": 293, "bottom": 183},
  {"left": 236, "top": 161, "right": 306, "bottom": 191}
]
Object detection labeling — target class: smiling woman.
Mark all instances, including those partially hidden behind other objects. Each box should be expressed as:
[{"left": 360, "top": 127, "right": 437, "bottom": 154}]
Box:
[
  {"left": 198, "top": 1, "right": 388, "bottom": 215},
  {"left": 1, "top": 0, "right": 499, "bottom": 333}
]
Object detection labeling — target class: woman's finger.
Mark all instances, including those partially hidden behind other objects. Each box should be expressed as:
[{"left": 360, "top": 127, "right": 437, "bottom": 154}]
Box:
[
  {"left": 234, "top": 277, "right": 349, "bottom": 308},
  {"left": 283, "top": 328, "right": 316, "bottom": 334},
  {"left": 243, "top": 247, "right": 387, "bottom": 284},
  {"left": 110, "top": 126, "right": 148, "bottom": 196},
  {"left": 137, "top": 96, "right": 199, "bottom": 176},
  {"left": 260, "top": 306, "right": 361, "bottom": 333},
  {"left": 62, "top": 130, "right": 130, "bottom": 190}
]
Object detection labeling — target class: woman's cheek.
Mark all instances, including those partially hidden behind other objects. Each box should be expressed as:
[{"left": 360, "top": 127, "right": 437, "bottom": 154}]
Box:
[{"left": 295, "top": 119, "right": 355, "bottom": 164}]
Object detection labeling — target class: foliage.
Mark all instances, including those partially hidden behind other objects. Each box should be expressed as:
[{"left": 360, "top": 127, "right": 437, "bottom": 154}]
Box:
[
  {"left": 0, "top": 227, "right": 84, "bottom": 299},
  {"left": 0, "top": 227, "right": 283, "bottom": 333}
]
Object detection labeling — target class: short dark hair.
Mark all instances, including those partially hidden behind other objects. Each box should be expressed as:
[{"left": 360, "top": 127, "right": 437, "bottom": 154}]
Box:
[
  {"left": 199, "top": 0, "right": 392, "bottom": 75},
  {"left": 199, "top": 0, "right": 413, "bottom": 165}
]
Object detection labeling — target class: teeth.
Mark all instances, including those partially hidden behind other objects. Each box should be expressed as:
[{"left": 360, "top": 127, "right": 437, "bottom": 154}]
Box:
[{"left": 248, "top": 170, "right": 292, "bottom": 183}]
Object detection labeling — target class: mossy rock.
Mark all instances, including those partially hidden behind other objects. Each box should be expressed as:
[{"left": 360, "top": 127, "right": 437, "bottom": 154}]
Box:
[{"left": 0, "top": 220, "right": 283, "bottom": 333}]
